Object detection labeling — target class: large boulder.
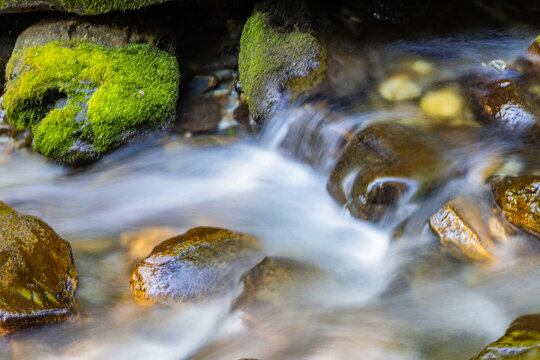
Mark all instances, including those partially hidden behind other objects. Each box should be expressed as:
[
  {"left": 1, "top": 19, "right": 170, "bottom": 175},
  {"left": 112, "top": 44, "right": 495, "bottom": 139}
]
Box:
[
  {"left": 327, "top": 122, "right": 463, "bottom": 222},
  {"left": 3, "top": 18, "right": 179, "bottom": 164},
  {"left": 130, "top": 227, "right": 264, "bottom": 306},
  {"left": 491, "top": 175, "right": 540, "bottom": 237},
  {"left": 0, "top": 0, "right": 171, "bottom": 15},
  {"left": 238, "top": 9, "right": 326, "bottom": 123},
  {"left": 471, "top": 314, "right": 540, "bottom": 359},
  {"left": 0, "top": 201, "right": 78, "bottom": 334}
]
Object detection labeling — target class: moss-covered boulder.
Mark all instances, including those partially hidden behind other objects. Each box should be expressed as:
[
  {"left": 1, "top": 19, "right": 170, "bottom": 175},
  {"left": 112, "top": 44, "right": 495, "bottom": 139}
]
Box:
[
  {"left": 0, "top": 201, "right": 78, "bottom": 334},
  {"left": 327, "top": 123, "right": 463, "bottom": 222},
  {"left": 471, "top": 314, "right": 540, "bottom": 359},
  {"left": 429, "top": 196, "right": 514, "bottom": 262},
  {"left": 130, "top": 227, "right": 263, "bottom": 306},
  {"left": 238, "top": 10, "right": 326, "bottom": 122},
  {"left": 3, "top": 20, "right": 179, "bottom": 164},
  {"left": 0, "top": 0, "right": 171, "bottom": 15},
  {"left": 491, "top": 175, "right": 540, "bottom": 237}
]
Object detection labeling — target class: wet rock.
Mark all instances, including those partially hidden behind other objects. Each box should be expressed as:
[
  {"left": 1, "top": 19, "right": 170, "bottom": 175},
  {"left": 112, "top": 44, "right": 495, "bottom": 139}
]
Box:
[
  {"left": 130, "top": 227, "right": 263, "bottom": 306},
  {"left": 491, "top": 175, "right": 540, "bottom": 237},
  {"left": 378, "top": 74, "right": 422, "bottom": 101},
  {"left": 233, "top": 256, "right": 326, "bottom": 325},
  {"left": 327, "top": 122, "right": 462, "bottom": 222},
  {"left": 0, "top": 201, "right": 78, "bottom": 334},
  {"left": 187, "top": 75, "right": 219, "bottom": 95},
  {"left": 0, "top": 0, "right": 173, "bottom": 15},
  {"left": 467, "top": 75, "right": 538, "bottom": 134},
  {"left": 3, "top": 18, "right": 179, "bottom": 164},
  {"left": 420, "top": 87, "right": 464, "bottom": 120},
  {"left": 238, "top": 10, "right": 326, "bottom": 122},
  {"left": 176, "top": 96, "right": 223, "bottom": 134},
  {"left": 429, "top": 196, "right": 514, "bottom": 262},
  {"left": 471, "top": 314, "right": 540, "bottom": 359}
]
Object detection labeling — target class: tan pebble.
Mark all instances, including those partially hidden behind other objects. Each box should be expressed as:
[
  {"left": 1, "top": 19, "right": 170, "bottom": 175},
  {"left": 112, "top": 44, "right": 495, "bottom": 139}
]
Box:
[
  {"left": 420, "top": 88, "right": 463, "bottom": 118},
  {"left": 378, "top": 74, "right": 422, "bottom": 101}
]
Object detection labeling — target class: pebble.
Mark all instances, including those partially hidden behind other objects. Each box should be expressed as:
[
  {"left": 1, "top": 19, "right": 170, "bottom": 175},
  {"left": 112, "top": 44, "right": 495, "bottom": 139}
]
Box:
[{"left": 378, "top": 74, "right": 422, "bottom": 101}]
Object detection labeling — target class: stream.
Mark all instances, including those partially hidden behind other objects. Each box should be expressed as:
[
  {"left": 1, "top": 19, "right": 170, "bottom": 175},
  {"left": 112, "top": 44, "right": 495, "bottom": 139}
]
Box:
[{"left": 1, "top": 26, "right": 539, "bottom": 360}]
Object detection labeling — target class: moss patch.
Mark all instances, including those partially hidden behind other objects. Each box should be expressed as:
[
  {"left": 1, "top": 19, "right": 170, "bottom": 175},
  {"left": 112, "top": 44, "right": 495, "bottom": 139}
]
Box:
[
  {"left": 238, "top": 11, "right": 326, "bottom": 122},
  {"left": 0, "top": 0, "right": 167, "bottom": 14},
  {"left": 3, "top": 40, "right": 179, "bottom": 163}
]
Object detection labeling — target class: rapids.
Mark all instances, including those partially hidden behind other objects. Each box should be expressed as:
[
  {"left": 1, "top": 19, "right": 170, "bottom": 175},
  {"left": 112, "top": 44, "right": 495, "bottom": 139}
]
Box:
[{"left": 1, "top": 27, "right": 539, "bottom": 359}]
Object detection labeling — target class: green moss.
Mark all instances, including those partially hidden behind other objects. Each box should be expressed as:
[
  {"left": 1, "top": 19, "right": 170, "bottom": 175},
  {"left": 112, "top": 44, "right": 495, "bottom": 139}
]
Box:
[
  {"left": 238, "top": 11, "right": 326, "bottom": 121},
  {"left": 3, "top": 40, "right": 179, "bottom": 163},
  {"left": 0, "top": 0, "right": 166, "bottom": 14}
]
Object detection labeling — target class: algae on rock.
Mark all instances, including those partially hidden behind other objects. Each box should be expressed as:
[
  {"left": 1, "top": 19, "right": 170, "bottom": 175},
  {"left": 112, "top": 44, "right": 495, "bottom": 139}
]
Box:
[
  {"left": 0, "top": 201, "right": 78, "bottom": 334},
  {"left": 3, "top": 39, "right": 179, "bottom": 163},
  {"left": 238, "top": 10, "right": 326, "bottom": 122},
  {"left": 0, "top": 0, "right": 169, "bottom": 15}
]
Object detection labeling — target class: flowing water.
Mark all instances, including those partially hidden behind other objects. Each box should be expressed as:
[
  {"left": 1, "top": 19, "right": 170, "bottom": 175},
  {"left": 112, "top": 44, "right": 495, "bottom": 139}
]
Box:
[{"left": 1, "top": 27, "right": 540, "bottom": 359}]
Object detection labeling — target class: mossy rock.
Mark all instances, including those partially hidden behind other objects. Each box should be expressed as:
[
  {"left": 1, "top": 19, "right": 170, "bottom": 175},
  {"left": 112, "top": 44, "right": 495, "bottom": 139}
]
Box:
[
  {"left": 491, "top": 175, "right": 540, "bottom": 237},
  {"left": 471, "top": 314, "right": 540, "bottom": 359},
  {"left": 3, "top": 28, "right": 179, "bottom": 163},
  {"left": 130, "top": 227, "right": 264, "bottom": 306},
  {"left": 0, "top": 201, "right": 78, "bottom": 335},
  {"left": 327, "top": 122, "right": 463, "bottom": 222},
  {"left": 238, "top": 10, "right": 326, "bottom": 123},
  {"left": 0, "top": 0, "right": 171, "bottom": 15}
]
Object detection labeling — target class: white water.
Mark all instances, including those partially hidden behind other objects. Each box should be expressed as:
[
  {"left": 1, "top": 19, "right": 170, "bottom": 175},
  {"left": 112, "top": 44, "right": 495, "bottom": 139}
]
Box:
[{"left": 1, "top": 28, "right": 540, "bottom": 360}]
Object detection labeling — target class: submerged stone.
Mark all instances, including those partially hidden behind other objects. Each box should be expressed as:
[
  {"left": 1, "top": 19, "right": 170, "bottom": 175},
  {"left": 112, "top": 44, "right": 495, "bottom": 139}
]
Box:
[
  {"left": 491, "top": 175, "right": 540, "bottom": 237},
  {"left": 238, "top": 10, "right": 326, "bottom": 122},
  {"left": 4, "top": 40, "right": 179, "bottom": 164},
  {"left": 429, "top": 196, "right": 514, "bottom": 262},
  {"left": 130, "top": 227, "right": 263, "bottom": 306},
  {"left": 327, "top": 122, "right": 461, "bottom": 222},
  {"left": 0, "top": 201, "right": 78, "bottom": 334},
  {"left": 471, "top": 314, "right": 540, "bottom": 359},
  {"left": 233, "top": 256, "right": 326, "bottom": 326}
]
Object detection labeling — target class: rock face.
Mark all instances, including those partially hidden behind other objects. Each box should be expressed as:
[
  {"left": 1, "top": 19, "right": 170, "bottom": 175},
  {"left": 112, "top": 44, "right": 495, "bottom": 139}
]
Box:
[
  {"left": 471, "top": 314, "right": 540, "bottom": 359},
  {"left": 327, "top": 122, "right": 461, "bottom": 222},
  {"left": 3, "top": 19, "right": 179, "bottom": 164},
  {"left": 0, "top": 202, "right": 78, "bottom": 334},
  {"left": 0, "top": 0, "right": 171, "bottom": 15},
  {"left": 491, "top": 175, "right": 540, "bottom": 237},
  {"left": 238, "top": 10, "right": 326, "bottom": 123},
  {"left": 130, "top": 227, "right": 263, "bottom": 306},
  {"left": 429, "top": 196, "right": 514, "bottom": 262}
]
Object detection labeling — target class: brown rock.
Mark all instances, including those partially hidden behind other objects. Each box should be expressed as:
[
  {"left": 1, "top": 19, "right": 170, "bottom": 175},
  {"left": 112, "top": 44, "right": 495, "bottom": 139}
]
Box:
[
  {"left": 233, "top": 256, "right": 326, "bottom": 327},
  {"left": 130, "top": 227, "right": 263, "bottom": 306},
  {"left": 467, "top": 76, "right": 538, "bottom": 133},
  {"left": 13, "top": 16, "right": 175, "bottom": 54},
  {"left": 491, "top": 175, "right": 540, "bottom": 237},
  {"left": 327, "top": 122, "right": 462, "bottom": 222},
  {"left": 429, "top": 196, "right": 514, "bottom": 262},
  {"left": 0, "top": 202, "right": 78, "bottom": 334}
]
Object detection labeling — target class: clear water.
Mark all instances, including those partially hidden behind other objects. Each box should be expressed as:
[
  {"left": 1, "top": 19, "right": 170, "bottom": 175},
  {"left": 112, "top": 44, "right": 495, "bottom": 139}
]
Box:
[{"left": 1, "top": 28, "right": 539, "bottom": 360}]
